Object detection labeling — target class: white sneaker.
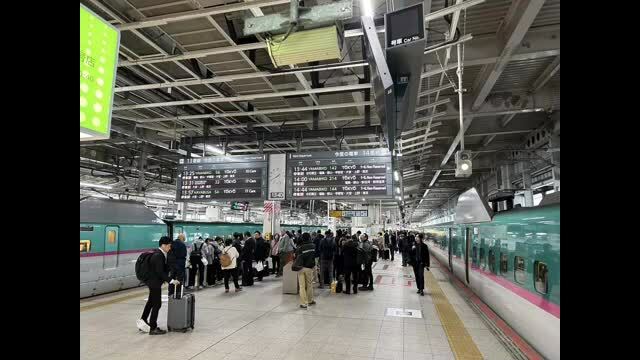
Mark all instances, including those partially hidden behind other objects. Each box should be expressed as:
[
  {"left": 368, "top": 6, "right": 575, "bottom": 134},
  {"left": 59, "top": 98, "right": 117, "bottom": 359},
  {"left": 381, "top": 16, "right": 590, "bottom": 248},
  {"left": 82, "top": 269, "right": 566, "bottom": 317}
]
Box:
[{"left": 137, "top": 319, "right": 150, "bottom": 333}]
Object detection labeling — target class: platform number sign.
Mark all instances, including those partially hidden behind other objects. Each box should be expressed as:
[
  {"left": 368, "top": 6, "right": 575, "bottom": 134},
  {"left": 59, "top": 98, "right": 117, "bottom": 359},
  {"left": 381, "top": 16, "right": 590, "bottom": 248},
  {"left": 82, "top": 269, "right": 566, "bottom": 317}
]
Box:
[{"left": 80, "top": 4, "right": 120, "bottom": 141}]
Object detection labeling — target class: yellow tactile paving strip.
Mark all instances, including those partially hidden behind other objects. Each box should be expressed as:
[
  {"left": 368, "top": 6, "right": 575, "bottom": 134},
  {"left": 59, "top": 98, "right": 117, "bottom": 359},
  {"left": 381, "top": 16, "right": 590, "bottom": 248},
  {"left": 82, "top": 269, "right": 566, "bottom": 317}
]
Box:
[{"left": 425, "top": 270, "right": 484, "bottom": 360}]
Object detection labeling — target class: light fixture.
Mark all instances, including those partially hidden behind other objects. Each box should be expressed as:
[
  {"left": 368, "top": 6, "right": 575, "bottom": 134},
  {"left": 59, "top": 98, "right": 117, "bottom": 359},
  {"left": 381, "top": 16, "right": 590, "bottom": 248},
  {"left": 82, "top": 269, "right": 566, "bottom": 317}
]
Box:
[
  {"left": 151, "top": 193, "right": 174, "bottom": 199},
  {"left": 455, "top": 150, "right": 472, "bottom": 177},
  {"left": 393, "top": 170, "right": 400, "bottom": 182},
  {"left": 191, "top": 153, "right": 201, "bottom": 158},
  {"left": 395, "top": 187, "right": 401, "bottom": 194},
  {"left": 80, "top": 182, "right": 112, "bottom": 189},
  {"left": 362, "top": 198, "right": 366, "bottom": 202},
  {"left": 205, "top": 145, "right": 225, "bottom": 155},
  {"left": 360, "top": 0, "right": 374, "bottom": 17},
  {"left": 460, "top": 163, "right": 469, "bottom": 171}
]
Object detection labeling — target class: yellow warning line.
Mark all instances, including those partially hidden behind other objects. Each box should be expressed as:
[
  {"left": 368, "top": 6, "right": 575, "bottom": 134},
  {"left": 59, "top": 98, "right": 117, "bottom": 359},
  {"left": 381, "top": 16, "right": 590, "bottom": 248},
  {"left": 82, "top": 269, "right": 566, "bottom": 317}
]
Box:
[
  {"left": 80, "top": 290, "right": 147, "bottom": 312},
  {"left": 425, "top": 270, "right": 484, "bottom": 360}
]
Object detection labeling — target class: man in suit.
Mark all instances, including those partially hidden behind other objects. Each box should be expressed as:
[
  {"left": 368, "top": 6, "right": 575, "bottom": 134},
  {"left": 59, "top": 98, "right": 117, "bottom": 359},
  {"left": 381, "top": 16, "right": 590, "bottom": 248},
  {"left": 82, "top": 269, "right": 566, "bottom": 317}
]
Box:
[
  {"left": 242, "top": 231, "right": 256, "bottom": 286},
  {"left": 138, "top": 236, "right": 180, "bottom": 335}
]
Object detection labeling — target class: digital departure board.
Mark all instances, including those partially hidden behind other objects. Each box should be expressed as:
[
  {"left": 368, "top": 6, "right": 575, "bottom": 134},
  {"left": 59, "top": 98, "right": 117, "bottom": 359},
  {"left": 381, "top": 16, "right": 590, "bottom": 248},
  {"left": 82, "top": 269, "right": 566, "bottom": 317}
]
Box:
[
  {"left": 176, "top": 155, "right": 268, "bottom": 201},
  {"left": 286, "top": 149, "right": 393, "bottom": 200}
]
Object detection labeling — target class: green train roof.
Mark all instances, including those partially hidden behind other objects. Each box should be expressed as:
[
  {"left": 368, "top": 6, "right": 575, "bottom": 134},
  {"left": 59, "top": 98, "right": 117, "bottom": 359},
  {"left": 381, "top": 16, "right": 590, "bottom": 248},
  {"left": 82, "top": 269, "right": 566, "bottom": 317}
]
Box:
[{"left": 80, "top": 197, "right": 165, "bottom": 225}]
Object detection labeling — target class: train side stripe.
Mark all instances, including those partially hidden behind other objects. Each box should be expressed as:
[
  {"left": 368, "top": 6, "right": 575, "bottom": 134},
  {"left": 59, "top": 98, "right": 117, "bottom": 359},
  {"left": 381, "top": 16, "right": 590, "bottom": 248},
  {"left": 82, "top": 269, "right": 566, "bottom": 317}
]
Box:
[{"left": 80, "top": 249, "right": 154, "bottom": 258}]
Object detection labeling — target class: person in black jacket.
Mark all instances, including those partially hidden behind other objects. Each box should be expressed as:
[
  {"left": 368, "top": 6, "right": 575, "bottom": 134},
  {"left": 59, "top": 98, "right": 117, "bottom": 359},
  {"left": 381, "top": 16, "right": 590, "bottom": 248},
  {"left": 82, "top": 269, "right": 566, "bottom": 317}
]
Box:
[
  {"left": 254, "top": 231, "right": 267, "bottom": 281},
  {"left": 295, "top": 233, "right": 317, "bottom": 308},
  {"left": 409, "top": 233, "right": 431, "bottom": 296},
  {"left": 138, "top": 236, "right": 179, "bottom": 335},
  {"left": 242, "top": 231, "right": 256, "bottom": 286},
  {"left": 167, "top": 233, "right": 187, "bottom": 297},
  {"left": 319, "top": 230, "right": 336, "bottom": 287},
  {"left": 390, "top": 232, "right": 397, "bottom": 261},
  {"left": 342, "top": 235, "right": 359, "bottom": 295}
]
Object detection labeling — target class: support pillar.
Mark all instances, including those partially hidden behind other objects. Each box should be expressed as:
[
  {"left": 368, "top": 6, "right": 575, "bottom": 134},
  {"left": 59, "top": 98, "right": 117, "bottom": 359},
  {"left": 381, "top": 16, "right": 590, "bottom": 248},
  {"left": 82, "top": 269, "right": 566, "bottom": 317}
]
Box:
[
  {"left": 177, "top": 202, "right": 187, "bottom": 220},
  {"left": 326, "top": 200, "right": 337, "bottom": 233},
  {"left": 522, "top": 168, "right": 534, "bottom": 207},
  {"left": 263, "top": 201, "right": 281, "bottom": 240},
  {"left": 205, "top": 206, "right": 222, "bottom": 221}
]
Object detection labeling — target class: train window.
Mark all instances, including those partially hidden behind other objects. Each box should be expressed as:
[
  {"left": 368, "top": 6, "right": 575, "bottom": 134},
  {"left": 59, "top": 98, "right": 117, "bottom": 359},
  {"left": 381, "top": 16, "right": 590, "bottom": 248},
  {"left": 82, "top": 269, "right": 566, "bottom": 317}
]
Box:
[
  {"left": 500, "top": 253, "right": 508, "bottom": 275},
  {"left": 472, "top": 246, "right": 478, "bottom": 264},
  {"left": 534, "top": 261, "right": 549, "bottom": 294},
  {"left": 514, "top": 256, "right": 526, "bottom": 284},
  {"left": 80, "top": 240, "right": 91, "bottom": 253},
  {"left": 479, "top": 247, "right": 486, "bottom": 269},
  {"left": 107, "top": 230, "right": 117, "bottom": 244},
  {"left": 80, "top": 226, "right": 94, "bottom": 232},
  {"left": 488, "top": 250, "right": 496, "bottom": 273}
]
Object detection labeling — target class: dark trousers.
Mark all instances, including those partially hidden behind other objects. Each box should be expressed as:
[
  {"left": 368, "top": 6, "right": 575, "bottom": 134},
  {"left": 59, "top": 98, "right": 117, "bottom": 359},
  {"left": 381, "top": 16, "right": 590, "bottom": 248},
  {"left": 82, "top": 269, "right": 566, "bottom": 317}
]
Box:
[
  {"left": 141, "top": 286, "right": 162, "bottom": 330},
  {"left": 223, "top": 268, "right": 240, "bottom": 289},
  {"left": 413, "top": 264, "right": 425, "bottom": 291},
  {"left": 206, "top": 264, "right": 216, "bottom": 285},
  {"left": 390, "top": 247, "right": 395, "bottom": 261},
  {"left": 402, "top": 250, "right": 410, "bottom": 266},
  {"left": 344, "top": 267, "right": 359, "bottom": 294},
  {"left": 362, "top": 262, "right": 374, "bottom": 288},
  {"left": 168, "top": 266, "right": 185, "bottom": 296},
  {"left": 188, "top": 260, "right": 205, "bottom": 287},
  {"left": 242, "top": 260, "right": 254, "bottom": 286},
  {"left": 271, "top": 255, "right": 280, "bottom": 274}
]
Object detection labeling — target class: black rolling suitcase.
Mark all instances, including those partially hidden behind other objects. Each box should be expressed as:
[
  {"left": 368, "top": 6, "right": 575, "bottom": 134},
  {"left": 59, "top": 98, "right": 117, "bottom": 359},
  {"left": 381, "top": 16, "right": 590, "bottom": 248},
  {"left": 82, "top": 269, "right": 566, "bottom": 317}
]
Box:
[{"left": 167, "top": 284, "right": 195, "bottom": 332}]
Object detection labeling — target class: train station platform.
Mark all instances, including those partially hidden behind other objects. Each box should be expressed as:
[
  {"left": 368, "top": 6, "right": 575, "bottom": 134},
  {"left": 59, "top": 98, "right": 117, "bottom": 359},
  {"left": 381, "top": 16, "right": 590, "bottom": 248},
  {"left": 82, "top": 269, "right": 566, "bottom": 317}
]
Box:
[{"left": 81, "top": 256, "right": 520, "bottom": 360}]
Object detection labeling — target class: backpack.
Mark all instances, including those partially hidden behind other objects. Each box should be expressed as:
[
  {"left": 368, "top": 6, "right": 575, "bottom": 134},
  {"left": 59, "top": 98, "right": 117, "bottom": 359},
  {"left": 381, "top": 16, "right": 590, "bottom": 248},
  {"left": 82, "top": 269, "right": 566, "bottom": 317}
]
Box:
[
  {"left": 190, "top": 243, "right": 203, "bottom": 259},
  {"left": 220, "top": 248, "right": 232, "bottom": 268},
  {"left": 135, "top": 250, "right": 156, "bottom": 282}
]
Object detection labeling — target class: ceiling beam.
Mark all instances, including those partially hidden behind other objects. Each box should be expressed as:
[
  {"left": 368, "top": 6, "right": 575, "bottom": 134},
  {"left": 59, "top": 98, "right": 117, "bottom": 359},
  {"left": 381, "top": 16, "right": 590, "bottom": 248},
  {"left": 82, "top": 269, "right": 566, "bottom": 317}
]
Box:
[
  {"left": 530, "top": 55, "right": 560, "bottom": 92},
  {"left": 114, "top": 0, "right": 290, "bottom": 31},
  {"left": 470, "top": 0, "right": 547, "bottom": 111}
]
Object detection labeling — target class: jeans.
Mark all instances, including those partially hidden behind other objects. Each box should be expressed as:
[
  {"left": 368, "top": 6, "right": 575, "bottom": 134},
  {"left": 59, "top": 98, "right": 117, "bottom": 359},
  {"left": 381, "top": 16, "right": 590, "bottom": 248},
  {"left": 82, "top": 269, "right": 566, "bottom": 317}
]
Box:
[
  {"left": 320, "top": 258, "right": 333, "bottom": 286},
  {"left": 188, "top": 259, "right": 205, "bottom": 287}
]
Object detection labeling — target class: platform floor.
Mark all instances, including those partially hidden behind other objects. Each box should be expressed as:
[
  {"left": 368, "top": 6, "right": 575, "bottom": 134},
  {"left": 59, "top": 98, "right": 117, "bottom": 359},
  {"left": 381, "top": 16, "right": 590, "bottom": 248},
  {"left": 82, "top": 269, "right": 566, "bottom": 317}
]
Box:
[{"left": 81, "top": 256, "right": 514, "bottom": 360}]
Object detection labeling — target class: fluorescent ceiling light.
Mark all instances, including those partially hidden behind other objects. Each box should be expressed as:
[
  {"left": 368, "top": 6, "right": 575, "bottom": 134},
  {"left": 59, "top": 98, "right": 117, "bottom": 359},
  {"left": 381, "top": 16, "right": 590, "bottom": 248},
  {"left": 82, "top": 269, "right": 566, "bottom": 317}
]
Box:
[
  {"left": 151, "top": 192, "right": 174, "bottom": 199},
  {"left": 191, "top": 153, "right": 201, "bottom": 158},
  {"left": 92, "top": 194, "right": 110, "bottom": 199},
  {"left": 205, "top": 145, "right": 224, "bottom": 155},
  {"left": 147, "top": 199, "right": 168, "bottom": 205},
  {"left": 80, "top": 131, "right": 93, "bottom": 139},
  {"left": 393, "top": 170, "right": 399, "bottom": 182},
  {"left": 80, "top": 182, "right": 112, "bottom": 189}
]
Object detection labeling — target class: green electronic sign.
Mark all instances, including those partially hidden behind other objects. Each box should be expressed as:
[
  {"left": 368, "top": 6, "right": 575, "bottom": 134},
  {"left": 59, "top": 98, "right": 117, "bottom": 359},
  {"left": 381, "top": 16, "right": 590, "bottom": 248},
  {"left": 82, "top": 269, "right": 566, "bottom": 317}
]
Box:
[{"left": 80, "top": 4, "right": 120, "bottom": 141}]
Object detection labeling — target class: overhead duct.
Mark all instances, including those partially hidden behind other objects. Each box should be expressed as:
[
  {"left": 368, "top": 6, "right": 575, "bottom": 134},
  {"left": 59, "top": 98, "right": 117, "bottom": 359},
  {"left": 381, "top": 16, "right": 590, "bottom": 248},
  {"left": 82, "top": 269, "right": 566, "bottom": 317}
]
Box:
[
  {"left": 267, "top": 26, "right": 342, "bottom": 67},
  {"left": 454, "top": 187, "right": 493, "bottom": 224}
]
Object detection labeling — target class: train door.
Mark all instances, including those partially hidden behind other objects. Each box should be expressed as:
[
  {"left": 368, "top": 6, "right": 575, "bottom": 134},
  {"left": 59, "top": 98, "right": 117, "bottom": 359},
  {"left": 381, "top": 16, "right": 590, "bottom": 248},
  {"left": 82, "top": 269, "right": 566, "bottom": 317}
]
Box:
[
  {"left": 448, "top": 228, "right": 453, "bottom": 272},
  {"left": 103, "top": 226, "right": 119, "bottom": 269},
  {"left": 464, "top": 227, "right": 471, "bottom": 284}
]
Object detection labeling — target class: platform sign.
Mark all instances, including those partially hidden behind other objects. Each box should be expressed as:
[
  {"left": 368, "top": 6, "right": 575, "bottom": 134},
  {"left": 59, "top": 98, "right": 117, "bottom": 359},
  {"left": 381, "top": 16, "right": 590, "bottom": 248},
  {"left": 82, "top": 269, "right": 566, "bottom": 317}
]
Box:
[
  {"left": 343, "top": 210, "right": 369, "bottom": 218},
  {"left": 176, "top": 155, "right": 268, "bottom": 201},
  {"left": 286, "top": 149, "right": 393, "bottom": 200},
  {"left": 80, "top": 4, "right": 120, "bottom": 141}
]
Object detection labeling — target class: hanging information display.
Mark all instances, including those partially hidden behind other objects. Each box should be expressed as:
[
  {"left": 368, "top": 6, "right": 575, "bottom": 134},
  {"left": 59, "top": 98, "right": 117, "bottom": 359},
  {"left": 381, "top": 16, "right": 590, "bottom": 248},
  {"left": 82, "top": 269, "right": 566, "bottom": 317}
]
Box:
[
  {"left": 176, "top": 155, "right": 268, "bottom": 201},
  {"left": 286, "top": 149, "right": 393, "bottom": 200}
]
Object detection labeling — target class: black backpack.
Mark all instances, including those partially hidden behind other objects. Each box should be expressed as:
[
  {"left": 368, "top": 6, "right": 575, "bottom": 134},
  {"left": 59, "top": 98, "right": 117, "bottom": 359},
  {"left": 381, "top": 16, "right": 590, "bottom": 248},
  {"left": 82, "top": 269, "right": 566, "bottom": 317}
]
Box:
[
  {"left": 135, "top": 250, "right": 156, "bottom": 282},
  {"left": 191, "top": 243, "right": 203, "bottom": 258}
]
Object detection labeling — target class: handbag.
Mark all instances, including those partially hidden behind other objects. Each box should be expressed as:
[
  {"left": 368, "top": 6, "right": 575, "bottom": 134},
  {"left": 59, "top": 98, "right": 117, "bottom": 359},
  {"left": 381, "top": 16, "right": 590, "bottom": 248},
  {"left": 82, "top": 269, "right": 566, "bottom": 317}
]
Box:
[{"left": 255, "top": 261, "right": 264, "bottom": 272}]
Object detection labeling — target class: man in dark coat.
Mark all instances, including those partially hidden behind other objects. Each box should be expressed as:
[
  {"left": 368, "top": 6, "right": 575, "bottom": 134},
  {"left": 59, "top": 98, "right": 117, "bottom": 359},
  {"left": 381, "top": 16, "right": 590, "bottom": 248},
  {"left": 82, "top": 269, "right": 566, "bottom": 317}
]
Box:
[
  {"left": 242, "top": 231, "right": 256, "bottom": 286},
  {"left": 138, "top": 236, "right": 179, "bottom": 335},
  {"left": 409, "top": 233, "right": 431, "bottom": 296},
  {"left": 167, "top": 233, "right": 187, "bottom": 296},
  {"left": 254, "top": 231, "right": 268, "bottom": 281},
  {"left": 342, "top": 236, "right": 360, "bottom": 295}
]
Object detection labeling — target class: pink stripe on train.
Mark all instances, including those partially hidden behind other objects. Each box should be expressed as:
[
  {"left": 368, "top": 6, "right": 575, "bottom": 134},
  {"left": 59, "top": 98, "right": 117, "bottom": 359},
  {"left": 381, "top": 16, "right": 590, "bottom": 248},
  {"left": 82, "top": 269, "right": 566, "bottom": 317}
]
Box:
[{"left": 80, "top": 249, "right": 154, "bottom": 258}]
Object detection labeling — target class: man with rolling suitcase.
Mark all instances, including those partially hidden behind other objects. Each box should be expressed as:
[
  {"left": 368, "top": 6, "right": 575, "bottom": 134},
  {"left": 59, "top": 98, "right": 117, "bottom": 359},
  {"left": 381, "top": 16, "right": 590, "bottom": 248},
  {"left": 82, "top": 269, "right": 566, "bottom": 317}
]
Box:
[{"left": 137, "top": 236, "right": 180, "bottom": 335}]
